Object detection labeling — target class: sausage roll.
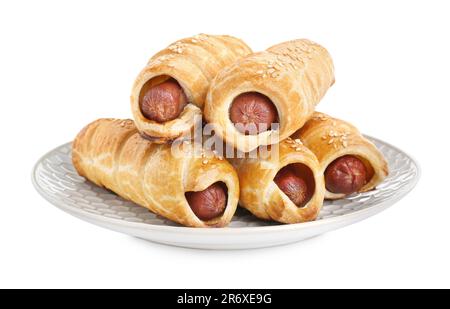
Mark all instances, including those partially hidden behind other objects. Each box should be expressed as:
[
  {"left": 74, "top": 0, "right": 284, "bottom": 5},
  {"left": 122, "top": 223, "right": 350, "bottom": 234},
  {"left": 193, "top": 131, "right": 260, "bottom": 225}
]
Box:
[
  {"left": 204, "top": 39, "right": 335, "bottom": 153},
  {"left": 72, "top": 118, "right": 239, "bottom": 227},
  {"left": 230, "top": 138, "right": 325, "bottom": 223},
  {"left": 294, "top": 112, "right": 389, "bottom": 200},
  {"left": 130, "top": 34, "right": 252, "bottom": 143}
]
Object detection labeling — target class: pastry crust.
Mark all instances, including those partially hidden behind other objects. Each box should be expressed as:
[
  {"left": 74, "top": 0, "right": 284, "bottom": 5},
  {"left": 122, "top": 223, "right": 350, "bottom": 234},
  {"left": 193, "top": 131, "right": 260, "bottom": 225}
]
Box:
[
  {"left": 204, "top": 39, "right": 335, "bottom": 152},
  {"left": 130, "top": 34, "right": 252, "bottom": 143},
  {"left": 72, "top": 118, "right": 239, "bottom": 227},
  {"left": 294, "top": 112, "right": 389, "bottom": 199},
  {"left": 230, "top": 139, "right": 325, "bottom": 223}
]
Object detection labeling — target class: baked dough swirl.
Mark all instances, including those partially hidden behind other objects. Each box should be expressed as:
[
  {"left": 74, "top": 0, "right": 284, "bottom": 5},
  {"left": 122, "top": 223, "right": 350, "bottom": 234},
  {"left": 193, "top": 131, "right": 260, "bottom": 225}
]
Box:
[
  {"left": 205, "top": 39, "right": 334, "bottom": 152},
  {"left": 230, "top": 138, "right": 325, "bottom": 223},
  {"left": 294, "top": 112, "right": 389, "bottom": 199},
  {"left": 72, "top": 118, "right": 239, "bottom": 227},
  {"left": 130, "top": 34, "right": 252, "bottom": 143}
]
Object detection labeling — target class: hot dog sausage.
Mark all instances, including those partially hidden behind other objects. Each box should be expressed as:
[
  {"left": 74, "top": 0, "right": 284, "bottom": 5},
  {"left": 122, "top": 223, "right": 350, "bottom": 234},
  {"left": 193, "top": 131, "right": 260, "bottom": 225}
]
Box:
[
  {"left": 139, "top": 78, "right": 188, "bottom": 123},
  {"left": 325, "top": 155, "right": 367, "bottom": 194},
  {"left": 185, "top": 182, "right": 227, "bottom": 221},
  {"left": 274, "top": 167, "right": 308, "bottom": 207},
  {"left": 229, "top": 92, "right": 278, "bottom": 135}
]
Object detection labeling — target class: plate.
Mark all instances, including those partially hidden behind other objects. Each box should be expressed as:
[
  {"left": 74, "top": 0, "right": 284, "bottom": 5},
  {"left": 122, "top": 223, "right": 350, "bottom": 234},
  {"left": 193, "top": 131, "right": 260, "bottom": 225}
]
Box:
[{"left": 32, "top": 137, "right": 420, "bottom": 249}]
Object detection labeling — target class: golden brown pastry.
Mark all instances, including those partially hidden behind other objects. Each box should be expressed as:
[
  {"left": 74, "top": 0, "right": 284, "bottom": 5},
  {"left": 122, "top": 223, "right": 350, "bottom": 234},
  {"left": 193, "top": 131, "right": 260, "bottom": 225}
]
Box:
[
  {"left": 294, "top": 112, "right": 389, "bottom": 199},
  {"left": 72, "top": 118, "right": 239, "bottom": 227},
  {"left": 229, "top": 138, "right": 325, "bottom": 223},
  {"left": 130, "top": 34, "right": 252, "bottom": 143},
  {"left": 204, "top": 39, "right": 335, "bottom": 153}
]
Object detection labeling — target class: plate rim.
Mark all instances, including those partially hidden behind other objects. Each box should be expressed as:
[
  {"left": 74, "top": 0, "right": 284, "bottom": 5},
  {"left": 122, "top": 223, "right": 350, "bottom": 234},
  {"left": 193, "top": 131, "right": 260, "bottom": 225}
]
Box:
[{"left": 31, "top": 135, "right": 421, "bottom": 235}]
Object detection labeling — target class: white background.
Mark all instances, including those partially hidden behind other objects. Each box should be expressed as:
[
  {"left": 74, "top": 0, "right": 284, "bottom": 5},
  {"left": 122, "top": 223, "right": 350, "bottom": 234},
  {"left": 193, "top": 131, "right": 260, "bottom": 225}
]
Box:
[{"left": 1, "top": 0, "right": 449, "bottom": 288}]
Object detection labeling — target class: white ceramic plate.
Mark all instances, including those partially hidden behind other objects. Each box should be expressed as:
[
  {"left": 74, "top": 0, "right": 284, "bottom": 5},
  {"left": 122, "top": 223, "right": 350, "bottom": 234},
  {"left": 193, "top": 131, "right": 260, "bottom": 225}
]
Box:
[{"left": 32, "top": 136, "right": 419, "bottom": 250}]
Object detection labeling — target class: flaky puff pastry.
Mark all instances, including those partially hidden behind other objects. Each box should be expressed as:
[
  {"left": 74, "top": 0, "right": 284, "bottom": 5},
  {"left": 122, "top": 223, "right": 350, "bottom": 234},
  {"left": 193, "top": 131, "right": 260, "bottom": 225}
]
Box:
[
  {"left": 230, "top": 139, "right": 325, "bottom": 223},
  {"left": 294, "top": 112, "right": 389, "bottom": 200},
  {"left": 205, "top": 39, "right": 334, "bottom": 153},
  {"left": 72, "top": 118, "right": 239, "bottom": 227},
  {"left": 130, "top": 34, "right": 252, "bottom": 143}
]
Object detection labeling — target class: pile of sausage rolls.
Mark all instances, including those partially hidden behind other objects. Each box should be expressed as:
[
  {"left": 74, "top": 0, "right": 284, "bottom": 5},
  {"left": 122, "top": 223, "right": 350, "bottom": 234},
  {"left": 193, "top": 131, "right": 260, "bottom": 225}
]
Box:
[{"left": 72, "top": 34, "right": 389, "bottom": 227}]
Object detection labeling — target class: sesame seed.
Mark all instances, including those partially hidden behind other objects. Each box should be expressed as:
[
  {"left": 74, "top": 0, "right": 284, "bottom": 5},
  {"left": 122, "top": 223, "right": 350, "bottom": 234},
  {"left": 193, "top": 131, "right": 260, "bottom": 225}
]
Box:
[
  {"left": 202, "top": 160, "right": 208, "bottom": 165},
  {"left": 295, "top": 147, "right": 301, "bottom": 151},
  {"left": 321, "top": 136, "right": 327, "bottom": 140},
  {"left": 294, "top": 139, "right": 301, "bottom": 144},
  {"left": 267, "top": 68, "right": 276, "bottom": 74},
  {"left": 328, "top": 138, "right": 334, "bottom": 144},
  {"left": 343, "top": 141, "right": 348, "bottom": 147}
]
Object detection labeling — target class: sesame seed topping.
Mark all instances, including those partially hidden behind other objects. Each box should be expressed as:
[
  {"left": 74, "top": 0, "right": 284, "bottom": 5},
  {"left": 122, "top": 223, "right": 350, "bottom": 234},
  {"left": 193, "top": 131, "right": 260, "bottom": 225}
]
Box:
[
  {"left": 202, "top": 160, "right": 208, "bottom": 165},
  {"left": 314, "top": 115, "right": 328, "bottom": 121},
  {"left": 295, "top": 147, "right": 301, "bottom": 151},
  {"left": 328, "top": 138, "right": 334, "bottom": 144}
]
